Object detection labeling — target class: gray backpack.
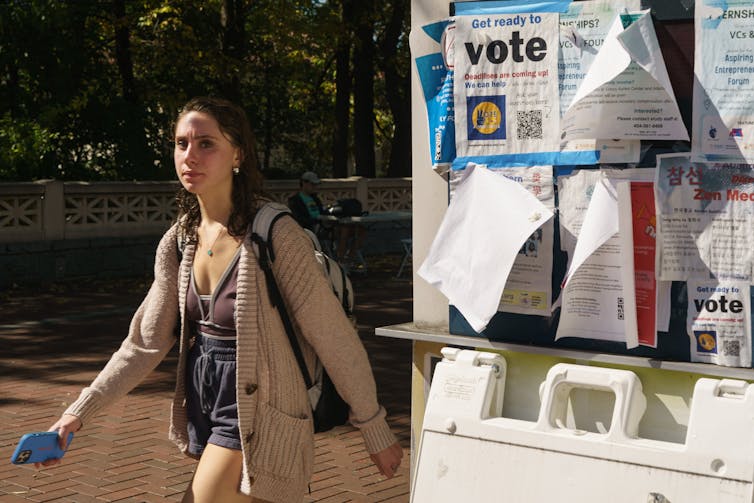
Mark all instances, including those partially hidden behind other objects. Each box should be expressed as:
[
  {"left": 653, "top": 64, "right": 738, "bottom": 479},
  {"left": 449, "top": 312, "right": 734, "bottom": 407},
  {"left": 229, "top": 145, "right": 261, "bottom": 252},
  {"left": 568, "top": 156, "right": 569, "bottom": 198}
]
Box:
[
  {"left": 251, "top": 202, "right": 354, "bottom": 318},
  {"left": 251, "top": 202, "right": 351, "bottom": 432}
]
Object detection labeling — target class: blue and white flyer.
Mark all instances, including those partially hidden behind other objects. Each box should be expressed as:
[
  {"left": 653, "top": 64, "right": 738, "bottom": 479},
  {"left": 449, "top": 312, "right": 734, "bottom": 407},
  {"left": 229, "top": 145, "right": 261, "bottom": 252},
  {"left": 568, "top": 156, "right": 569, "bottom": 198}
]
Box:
[
  {"left": 412, "top": 19, "right": 456, "bottom": 174},
  {"left": 655, "top": 153, "right": 754, "bottom": 282},
  {"left": 561, "top": 10, "right": 688, "bottom": 141},
  {"left": 558, "top": 0, "right": 641, "bottom": 163},
  {"left": 451, "top": 1, "right": 565, "bottom": 168},
  {"left": 687, "top": 279, "right": 752, "bottom": 367},
  {"left": 692, "top": 0, "right": 754, "bottom": 163}
]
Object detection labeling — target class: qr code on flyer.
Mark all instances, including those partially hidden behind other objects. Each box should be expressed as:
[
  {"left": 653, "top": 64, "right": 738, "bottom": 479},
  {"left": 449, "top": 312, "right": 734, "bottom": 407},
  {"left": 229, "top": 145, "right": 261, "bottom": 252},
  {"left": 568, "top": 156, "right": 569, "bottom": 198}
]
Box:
[
  {"left": 616, "top": 296, "right": 624, "bottom": 321},
  {"left": 516, "top": 110, "right": 543, "bottom": 140},
  {"left": 722, "top": 339, "right": 741, "bottom": 357}
]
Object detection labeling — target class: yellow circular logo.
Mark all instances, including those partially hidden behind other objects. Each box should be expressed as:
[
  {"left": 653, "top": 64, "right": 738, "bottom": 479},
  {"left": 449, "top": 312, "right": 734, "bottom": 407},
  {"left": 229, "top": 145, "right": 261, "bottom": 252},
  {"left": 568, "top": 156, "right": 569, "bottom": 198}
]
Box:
[
  {"left": 472, "top": 101, "right": 502, "bottom": 135},
  {"left": 697, "top": 332, "right": 716, "bottom": 351}
]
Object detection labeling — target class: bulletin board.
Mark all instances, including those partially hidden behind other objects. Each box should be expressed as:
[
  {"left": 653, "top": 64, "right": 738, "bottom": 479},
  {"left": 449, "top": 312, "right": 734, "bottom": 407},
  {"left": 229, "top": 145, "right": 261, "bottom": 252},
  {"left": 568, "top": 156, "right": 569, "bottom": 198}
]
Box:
[{"left": 417, "top": 0, "right": 754, "bottom": 367}]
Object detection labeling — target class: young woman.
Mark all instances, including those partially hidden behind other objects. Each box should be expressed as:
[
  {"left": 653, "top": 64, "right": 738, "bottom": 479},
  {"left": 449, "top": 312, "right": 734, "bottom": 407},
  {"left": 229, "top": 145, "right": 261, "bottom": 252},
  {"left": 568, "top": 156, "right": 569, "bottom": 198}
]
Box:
[{"left": 40, "top": 97, "right": 403, "bottom": 502}]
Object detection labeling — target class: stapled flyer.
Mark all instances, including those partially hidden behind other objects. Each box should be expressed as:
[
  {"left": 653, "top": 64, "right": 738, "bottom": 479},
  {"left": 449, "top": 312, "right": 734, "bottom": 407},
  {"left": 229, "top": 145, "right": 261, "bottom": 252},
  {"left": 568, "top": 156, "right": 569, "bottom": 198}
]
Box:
[
  {"left": 558, "top": 0, "right": 642, "bottom": 163},
  {"left": 450, "top": 0, "right": 587, "bottom": 168},
  {"left": 561, "top": 9, "right": 688, "bottom": 142},
  {"left": 450, "top": 165, "right": 555, "bottom": 317},
  {"left": 655, "top": 153, "right": 754, "bottom": 282},
  {"left": 413, "top": 19, "right": 456, "bottom": 174},
  {"left": 687, "top": 279, "right": 753, "bottom": 367},
  {"left": 692, "top": 0, "right": 754, "bottom": 163}
]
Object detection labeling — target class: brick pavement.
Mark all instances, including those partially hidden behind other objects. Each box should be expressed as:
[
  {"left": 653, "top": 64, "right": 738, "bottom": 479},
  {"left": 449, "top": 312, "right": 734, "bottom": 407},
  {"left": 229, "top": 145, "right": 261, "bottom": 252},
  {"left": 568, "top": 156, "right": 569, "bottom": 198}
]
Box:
[{"left": 0, "top": 255, "right": 413, "bottom": 502}]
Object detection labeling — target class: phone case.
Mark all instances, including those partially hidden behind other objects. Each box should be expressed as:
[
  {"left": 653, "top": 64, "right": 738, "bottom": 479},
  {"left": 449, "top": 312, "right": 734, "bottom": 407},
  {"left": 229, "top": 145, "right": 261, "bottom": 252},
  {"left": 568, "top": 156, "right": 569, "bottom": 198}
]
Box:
[{"left": 10, "top": 431, "right": 74, "bottom": 464}]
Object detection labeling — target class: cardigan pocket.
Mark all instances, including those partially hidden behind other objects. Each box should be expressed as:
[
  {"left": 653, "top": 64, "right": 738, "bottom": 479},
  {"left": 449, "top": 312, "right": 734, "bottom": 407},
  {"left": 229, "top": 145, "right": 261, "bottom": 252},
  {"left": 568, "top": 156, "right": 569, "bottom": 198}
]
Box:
[{"left": 251, "top": 401, "right": 314, "bottom": 479}]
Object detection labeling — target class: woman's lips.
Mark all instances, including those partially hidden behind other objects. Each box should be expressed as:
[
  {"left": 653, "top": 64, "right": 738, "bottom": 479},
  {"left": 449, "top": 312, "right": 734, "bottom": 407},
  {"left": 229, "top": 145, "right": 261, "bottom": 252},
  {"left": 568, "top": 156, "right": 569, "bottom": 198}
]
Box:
[{"left": 182, "top": 171, "right": 203, "bottom": 181}]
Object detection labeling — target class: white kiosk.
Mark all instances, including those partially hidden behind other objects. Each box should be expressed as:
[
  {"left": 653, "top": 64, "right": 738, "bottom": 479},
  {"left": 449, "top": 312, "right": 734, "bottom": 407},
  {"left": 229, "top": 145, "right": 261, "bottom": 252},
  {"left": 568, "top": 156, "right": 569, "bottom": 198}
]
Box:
[{"left": 376, "top": 1, "right": 754, "bottom": 501}]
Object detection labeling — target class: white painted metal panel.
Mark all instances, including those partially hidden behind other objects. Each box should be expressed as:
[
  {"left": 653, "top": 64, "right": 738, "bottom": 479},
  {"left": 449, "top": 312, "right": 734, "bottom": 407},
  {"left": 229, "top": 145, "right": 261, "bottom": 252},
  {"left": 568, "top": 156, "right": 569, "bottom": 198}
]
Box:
[{"left": 412, "top": 348, "right": 754, "bottom": 502}]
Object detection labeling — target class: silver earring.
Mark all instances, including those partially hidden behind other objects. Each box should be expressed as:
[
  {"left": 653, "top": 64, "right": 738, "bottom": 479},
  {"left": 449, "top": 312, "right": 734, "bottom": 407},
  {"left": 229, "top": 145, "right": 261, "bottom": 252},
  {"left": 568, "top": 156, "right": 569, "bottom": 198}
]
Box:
[{"left": 233, "top": 167, "right": 240, "bottom": 174}]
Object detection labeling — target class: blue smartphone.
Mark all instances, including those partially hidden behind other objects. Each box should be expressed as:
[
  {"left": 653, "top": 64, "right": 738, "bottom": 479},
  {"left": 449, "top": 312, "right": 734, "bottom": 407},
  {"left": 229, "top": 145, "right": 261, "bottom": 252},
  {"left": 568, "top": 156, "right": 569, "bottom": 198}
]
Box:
[{"left": 10, "top": 431, "right": 74, "bottom": 464}]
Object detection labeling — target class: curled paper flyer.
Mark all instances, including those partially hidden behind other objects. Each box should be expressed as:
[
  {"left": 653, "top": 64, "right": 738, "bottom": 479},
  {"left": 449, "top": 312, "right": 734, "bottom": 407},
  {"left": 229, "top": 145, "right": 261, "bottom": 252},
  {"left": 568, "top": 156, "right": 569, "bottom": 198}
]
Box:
[
  {"left": 450, "top": 166, "right": 555, "bottom": 317},
  {"left": 558, "top": 0, "right": 642, "bottom": 163},
  {"left": 561, "top": 10, "right": 688, "bottom": 141},
  {"left": 412, "top": 20, "right": 456, "bottom": 173},
  {"left": 418, "top": 164, "right": 553, "bottom": 332}
]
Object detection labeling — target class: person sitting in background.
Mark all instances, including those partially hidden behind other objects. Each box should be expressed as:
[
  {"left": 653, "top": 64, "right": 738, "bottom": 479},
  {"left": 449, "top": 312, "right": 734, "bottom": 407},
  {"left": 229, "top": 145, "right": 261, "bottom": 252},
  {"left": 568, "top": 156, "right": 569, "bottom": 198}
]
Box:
[{"left": 287, "top": 171, "right": 324, "bottom": 232}]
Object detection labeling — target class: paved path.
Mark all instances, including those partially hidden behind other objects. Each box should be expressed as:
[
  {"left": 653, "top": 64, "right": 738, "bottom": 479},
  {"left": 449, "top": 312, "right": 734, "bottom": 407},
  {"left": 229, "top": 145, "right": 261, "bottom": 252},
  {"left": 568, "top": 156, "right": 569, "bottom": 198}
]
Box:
[{"left": 0, "top": 257, "right": 413, "bottom": 502}]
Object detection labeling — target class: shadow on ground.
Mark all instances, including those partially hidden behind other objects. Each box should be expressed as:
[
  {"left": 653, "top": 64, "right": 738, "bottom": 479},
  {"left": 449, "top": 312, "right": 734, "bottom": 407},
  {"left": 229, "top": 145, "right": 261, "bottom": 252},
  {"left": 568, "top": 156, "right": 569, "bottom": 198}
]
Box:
[{"left": 1, "top": 253, "right": 413, "bottom": 415}]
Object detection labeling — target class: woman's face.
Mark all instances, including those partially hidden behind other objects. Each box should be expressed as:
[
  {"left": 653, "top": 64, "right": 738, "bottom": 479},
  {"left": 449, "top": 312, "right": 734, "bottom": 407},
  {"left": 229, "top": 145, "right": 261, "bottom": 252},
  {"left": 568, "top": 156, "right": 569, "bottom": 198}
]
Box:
[{"left": 174, "top": 111, "right": 240, "bottom": 198}]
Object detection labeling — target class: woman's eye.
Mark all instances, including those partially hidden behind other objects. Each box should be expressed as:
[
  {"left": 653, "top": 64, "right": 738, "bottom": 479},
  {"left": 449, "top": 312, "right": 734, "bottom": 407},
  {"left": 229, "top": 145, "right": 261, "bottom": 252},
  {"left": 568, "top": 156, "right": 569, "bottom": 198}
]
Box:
[
  {"left": 175, "top": 139, "right": 187, "bottom": 149},
  {"left": 200, "top": 140, "right": 213, "bottom": 148}
]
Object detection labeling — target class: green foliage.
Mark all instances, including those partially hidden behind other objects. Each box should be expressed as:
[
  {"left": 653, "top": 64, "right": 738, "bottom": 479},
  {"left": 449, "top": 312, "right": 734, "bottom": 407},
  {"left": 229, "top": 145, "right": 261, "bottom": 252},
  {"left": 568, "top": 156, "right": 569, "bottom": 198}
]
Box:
[
  {"left": 0, "top": 0, "right": 411, "bottom": 181},
  {"left": 0, "top": 113, "right": 58, "bottom": 180}
]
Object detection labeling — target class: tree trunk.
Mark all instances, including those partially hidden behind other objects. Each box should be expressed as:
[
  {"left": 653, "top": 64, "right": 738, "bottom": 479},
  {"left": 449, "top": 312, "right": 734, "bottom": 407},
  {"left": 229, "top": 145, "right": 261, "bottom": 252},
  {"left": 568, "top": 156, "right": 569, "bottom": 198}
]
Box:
[
  {"left": 352, "top": 0, "right": 376, "bottom": 178},
  {"left": 379, "top": 0, "right": 411, "bottom": 177},
  {"left": 220, "top": 0, "right": 244, "bottom": 103},
  {"left": 385, "top": 72, "right": 411, "bottom": 177},
  {"left": 113, "top": 0, "right": 150, "bottom": 179},
  {"left": 332, "top": 7, "right": 352, "bottom": 178},
  {"left": 113, "top": 0, "right": 136, "bottom": 102}
]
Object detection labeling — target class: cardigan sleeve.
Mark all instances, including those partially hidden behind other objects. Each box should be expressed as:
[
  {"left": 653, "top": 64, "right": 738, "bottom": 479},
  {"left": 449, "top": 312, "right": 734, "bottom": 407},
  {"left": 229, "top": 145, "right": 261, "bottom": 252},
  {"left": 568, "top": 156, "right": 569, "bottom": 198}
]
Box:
[
  {"left": 64, "top": 225, "right": 181, "bottom": 427},
  {"left": 269, "top": 217, "right": 397, "bottom": 454}
]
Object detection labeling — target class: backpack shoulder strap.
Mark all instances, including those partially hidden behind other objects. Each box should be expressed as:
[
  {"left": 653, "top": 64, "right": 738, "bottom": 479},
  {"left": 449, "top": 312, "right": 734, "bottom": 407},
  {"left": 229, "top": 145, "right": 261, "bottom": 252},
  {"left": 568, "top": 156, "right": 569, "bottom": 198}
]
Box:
[
  {"left": 251, "top": 201, "right": 292, "bottom": 262},
  {"left": 250, "top": 201, "right": 314, "bottom": 389}
]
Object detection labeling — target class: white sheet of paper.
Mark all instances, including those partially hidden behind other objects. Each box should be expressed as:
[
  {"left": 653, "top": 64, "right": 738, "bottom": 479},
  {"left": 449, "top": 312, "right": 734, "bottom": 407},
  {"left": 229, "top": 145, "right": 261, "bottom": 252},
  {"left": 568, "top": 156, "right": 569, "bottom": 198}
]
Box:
[
  {"left": 561, "top": 10, "right": 688, "bottom": 141},
  {"left": 616, "top": 180, "right": 640, "bottom": 348},
  {"left": 562, "top": 175, "right": 619, "bottom": 287},
  {"left": 449, "top": 166, "right": 556, "bottom": 317},
  {"left": 558, "top": 168, "right": 602, "bottom": 254},
  {"left": 418, "top": 164, "right": 554, "bottom": 332}
]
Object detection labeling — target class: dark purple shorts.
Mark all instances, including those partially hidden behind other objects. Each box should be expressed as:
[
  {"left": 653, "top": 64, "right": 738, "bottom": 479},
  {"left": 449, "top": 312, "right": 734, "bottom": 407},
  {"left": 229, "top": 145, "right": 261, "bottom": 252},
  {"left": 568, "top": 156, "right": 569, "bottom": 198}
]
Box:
[{"left": 186, "top": 335, "right": 241, "bottom": 456}]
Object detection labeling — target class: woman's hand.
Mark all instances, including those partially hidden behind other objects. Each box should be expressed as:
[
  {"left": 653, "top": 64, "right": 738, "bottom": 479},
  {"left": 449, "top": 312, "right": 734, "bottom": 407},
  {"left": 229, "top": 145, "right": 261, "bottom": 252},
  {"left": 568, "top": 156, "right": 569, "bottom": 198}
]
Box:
[
  {"left": 369, "top": 442, "right": 404, "bottom": 479},
  {"left": 34, "top": 414, "right": 82, "bottom": 468}
]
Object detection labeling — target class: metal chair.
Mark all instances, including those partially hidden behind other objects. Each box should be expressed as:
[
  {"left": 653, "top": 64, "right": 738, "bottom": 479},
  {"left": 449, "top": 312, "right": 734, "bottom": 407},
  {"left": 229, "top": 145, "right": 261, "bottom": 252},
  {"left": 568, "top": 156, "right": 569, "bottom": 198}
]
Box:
[{"left": 396, "top": 238, "right": 412, "bottom": 279}]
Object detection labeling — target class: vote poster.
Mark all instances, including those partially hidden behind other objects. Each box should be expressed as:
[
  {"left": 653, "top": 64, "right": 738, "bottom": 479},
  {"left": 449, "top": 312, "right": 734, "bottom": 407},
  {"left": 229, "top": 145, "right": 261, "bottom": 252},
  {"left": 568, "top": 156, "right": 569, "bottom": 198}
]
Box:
[
  {"left": 452, "top": 9, "right": 562, "bottom": 168},
  {"left": 687, "top": 278, "right": 752, "bottom": 367}
]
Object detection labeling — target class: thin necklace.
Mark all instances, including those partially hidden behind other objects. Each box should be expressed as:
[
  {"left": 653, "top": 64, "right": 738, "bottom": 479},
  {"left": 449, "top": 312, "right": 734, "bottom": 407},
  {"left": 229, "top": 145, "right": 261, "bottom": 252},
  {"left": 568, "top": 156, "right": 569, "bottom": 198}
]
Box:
[{"left": 205, "top": 226, "right": 226, "bottom": 257}]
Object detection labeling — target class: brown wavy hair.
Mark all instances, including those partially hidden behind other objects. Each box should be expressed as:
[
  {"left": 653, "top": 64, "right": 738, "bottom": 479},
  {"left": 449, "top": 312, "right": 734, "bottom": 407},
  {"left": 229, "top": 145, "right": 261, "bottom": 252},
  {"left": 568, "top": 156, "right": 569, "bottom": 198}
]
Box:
[{"left": 173, "top": 97, "right": 265, "bottom": 243}]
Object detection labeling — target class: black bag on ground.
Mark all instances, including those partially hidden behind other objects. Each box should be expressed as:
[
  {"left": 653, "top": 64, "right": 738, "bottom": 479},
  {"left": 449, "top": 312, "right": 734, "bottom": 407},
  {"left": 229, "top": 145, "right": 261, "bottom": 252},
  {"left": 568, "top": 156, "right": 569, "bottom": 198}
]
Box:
[{"left": 252, "top": 202, "right": 350, "bottom": 433}]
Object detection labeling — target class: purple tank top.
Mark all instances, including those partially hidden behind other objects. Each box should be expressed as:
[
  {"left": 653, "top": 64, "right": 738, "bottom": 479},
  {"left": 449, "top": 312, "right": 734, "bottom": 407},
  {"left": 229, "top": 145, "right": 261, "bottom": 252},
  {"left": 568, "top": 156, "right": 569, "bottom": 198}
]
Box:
[{"left": 186, "top": 248, "right": 240, "bottom": 339}]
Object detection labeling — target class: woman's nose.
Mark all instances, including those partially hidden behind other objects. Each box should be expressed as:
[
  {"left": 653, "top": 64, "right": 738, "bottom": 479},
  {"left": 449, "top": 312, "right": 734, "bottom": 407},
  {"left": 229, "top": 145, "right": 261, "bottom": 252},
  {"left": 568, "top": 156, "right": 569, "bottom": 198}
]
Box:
[{"left": 184, "top": 143, "right": 198, "bottom": 165}]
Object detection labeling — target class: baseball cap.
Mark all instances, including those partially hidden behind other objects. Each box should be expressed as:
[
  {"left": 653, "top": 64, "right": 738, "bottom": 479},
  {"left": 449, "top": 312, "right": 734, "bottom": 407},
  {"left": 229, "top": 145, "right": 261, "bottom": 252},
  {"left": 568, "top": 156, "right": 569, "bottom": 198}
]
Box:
[{"left": 300, "top": 171, "right": 321, "bottom": 184}]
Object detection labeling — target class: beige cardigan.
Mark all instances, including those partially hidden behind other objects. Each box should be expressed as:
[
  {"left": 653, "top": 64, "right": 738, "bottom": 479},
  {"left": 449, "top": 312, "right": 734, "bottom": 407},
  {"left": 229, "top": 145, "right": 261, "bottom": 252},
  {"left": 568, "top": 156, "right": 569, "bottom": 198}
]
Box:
[{"left": 65, "top": 215, "right": 397, "bottom": 502}]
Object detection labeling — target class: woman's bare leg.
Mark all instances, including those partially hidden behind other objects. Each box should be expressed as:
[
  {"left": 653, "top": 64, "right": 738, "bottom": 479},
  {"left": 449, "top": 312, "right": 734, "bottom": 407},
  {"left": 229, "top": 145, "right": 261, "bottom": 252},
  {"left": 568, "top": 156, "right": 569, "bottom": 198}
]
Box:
[{"left": 182, "top": 444, "right": 272, "bottom": 503}]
